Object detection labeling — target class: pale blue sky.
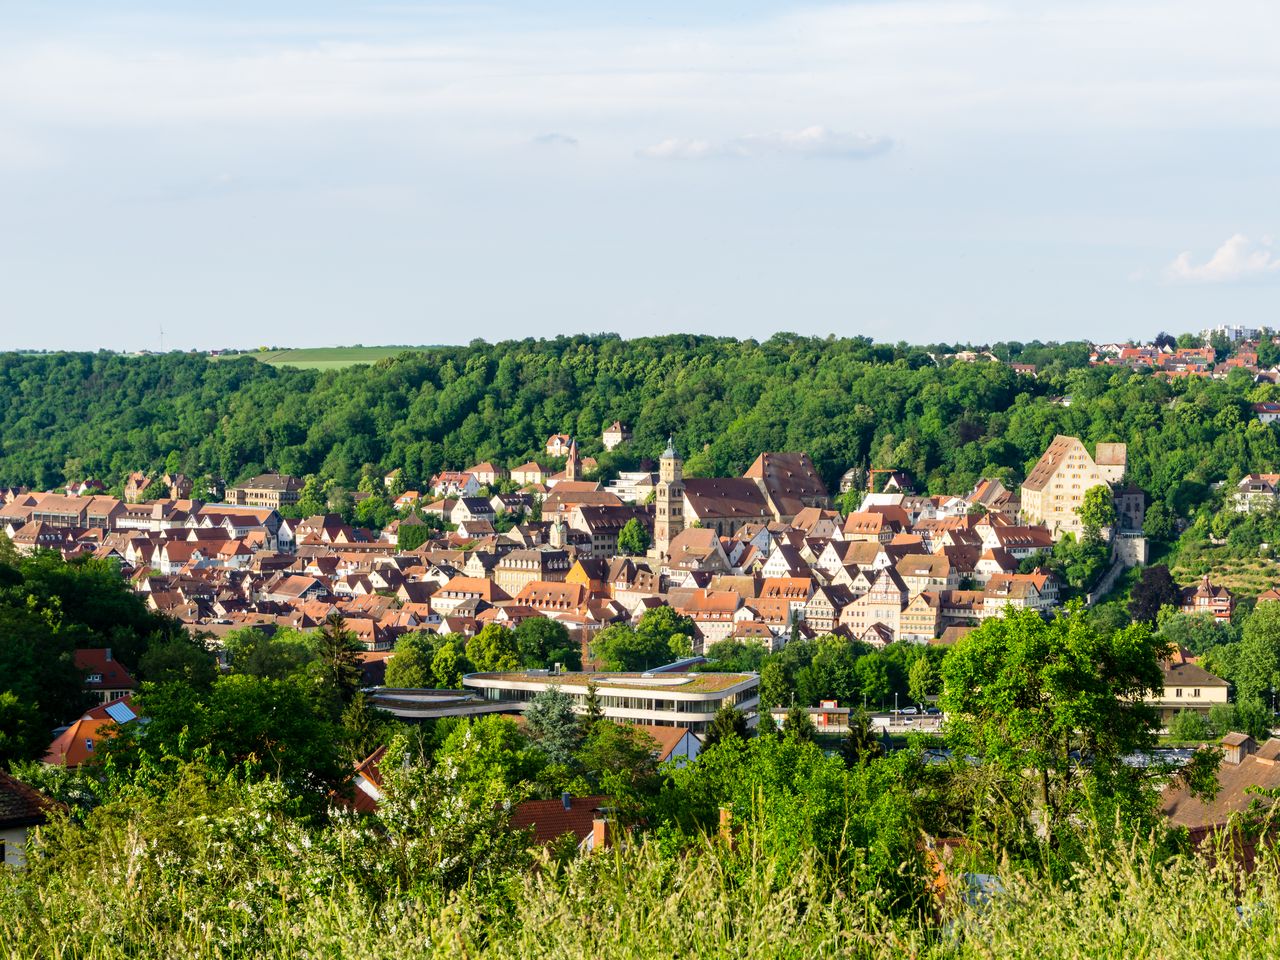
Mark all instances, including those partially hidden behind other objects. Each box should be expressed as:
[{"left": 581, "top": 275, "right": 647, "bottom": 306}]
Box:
[{"left": 1, "top": 1, "right": 1277, "bottom": 351}]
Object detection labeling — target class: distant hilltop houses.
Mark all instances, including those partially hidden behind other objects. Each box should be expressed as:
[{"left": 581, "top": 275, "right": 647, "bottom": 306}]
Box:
[{"left": 927, "top": 326, "right": 1280, "bottom": 383}]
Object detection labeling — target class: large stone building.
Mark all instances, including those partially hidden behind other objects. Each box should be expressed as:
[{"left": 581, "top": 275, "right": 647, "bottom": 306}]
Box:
[
  {"left": 226, "top": 472, "right": 303, "bottom": 509},
  {"left": 1019, "top": 436, "right": 1127, "bottom": 539}
]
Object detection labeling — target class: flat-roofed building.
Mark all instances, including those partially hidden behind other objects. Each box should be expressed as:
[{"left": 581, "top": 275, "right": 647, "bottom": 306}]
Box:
[{"left": 463, "top": 670, "right": 760, "bottom": 735}]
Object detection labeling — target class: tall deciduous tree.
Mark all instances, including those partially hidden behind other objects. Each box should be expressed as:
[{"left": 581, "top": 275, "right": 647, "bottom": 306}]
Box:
[
  {"left": 1128, "top": 564, "right": 1181, "bottom": 625},
  {"left": 940, "top": 605, "right": 1170, "bottom": 844},
  {"left": 1076, "top": 484, "right": 1117, "bottom": 542},
  {"left": 1233, "top": 601, "right": 1280, "bottom": 705},
  {"left": 385, "top": 633, "right": 436, "bottom": 688},
  {"left": 616, "top": 518, "right": 650, "bottom": 556},
  {"left": 465, "top": 624, "right": 520, "bottom": 673}
]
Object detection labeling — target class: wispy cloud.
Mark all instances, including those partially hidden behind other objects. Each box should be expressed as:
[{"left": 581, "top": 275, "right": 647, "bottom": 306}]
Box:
[
  {"left": 637, "top": 126, "right": 891, "bottom": 161},
  {"left": 532, "top": 132, "right": 578, "bottom": 147},
  {"left": 1165, "top": 234, "right": 1280, "bottom": 283}
]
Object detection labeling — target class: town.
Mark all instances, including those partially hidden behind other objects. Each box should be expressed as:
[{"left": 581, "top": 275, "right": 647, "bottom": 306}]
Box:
[{"left": 5, "top": 332, "right": 1280, "bottom": 955}]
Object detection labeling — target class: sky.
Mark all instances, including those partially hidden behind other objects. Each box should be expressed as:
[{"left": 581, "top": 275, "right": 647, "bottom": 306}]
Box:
[{"left": 0, "top": 0, "right": 1278, "bottom": 351}]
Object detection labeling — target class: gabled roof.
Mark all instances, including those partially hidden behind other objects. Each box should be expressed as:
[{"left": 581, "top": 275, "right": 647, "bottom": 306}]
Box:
[
  {"left": 509, "top": 794, "right": 610, "bottom": 846},
  {"left": 0, "top": 770, "right": 56, "bottom": 829},
  {"left": 682, "top": 478, "right": 771, "bottom": 521},
  {"left": 743, "top": 452, "right": 829, "bottom": 517},
  {"left": 74, "top": 648, "right": 137, "bottom": 692},
  {"left": 1022, "top": 435, "right": 1089, "bottom": 492}
]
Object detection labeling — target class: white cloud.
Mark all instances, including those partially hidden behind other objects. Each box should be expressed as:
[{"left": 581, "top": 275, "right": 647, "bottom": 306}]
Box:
[
  {"left": 636, "top": 137, "right": 719, "bottom": 160},
  {"left": 1165, "top": 234, "right": 1280, "bottom": 283},
  {"left": 637, "top": 126, "right": 891, "bottom": 161},
  {"left": 532, "top": 132, "right": 578, "bottom": 147}
]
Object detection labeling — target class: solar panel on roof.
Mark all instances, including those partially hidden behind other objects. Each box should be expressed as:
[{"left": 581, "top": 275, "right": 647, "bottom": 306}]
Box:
[{"left": 104, "top": 701, "right": 137, "bottom": 724}]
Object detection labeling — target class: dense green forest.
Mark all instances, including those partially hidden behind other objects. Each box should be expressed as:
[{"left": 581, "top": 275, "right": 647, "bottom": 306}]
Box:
[{"left": 4, "top": 338, "right": 1278, "bottom": 522}]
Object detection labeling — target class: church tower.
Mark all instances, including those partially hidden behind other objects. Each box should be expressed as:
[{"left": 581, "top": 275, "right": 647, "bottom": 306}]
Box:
[
  {"left": 653, "top": 436, "right": 685, "bottom": 558},
  {"left": 565, "top": 437, "right": 580, "bottom": 482}
]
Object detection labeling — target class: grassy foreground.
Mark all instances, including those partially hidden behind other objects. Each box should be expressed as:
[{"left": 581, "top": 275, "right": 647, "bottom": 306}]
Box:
[{"left": 3, "top": 823, "right": 1279, "bottom": 959}]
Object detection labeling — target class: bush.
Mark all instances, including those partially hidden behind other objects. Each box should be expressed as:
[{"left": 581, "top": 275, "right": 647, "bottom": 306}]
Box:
[{"left": 1168, "top": 709, "right": 1211, "bottom": 742}]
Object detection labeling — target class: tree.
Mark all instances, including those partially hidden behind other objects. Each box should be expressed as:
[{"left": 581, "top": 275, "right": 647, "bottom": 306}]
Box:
[
  {"left": 783, "top": 704, "right": 817, "bottom": 742},
  {"left": 635, "top": 606, "right": 696, "bottom": 661},
  {"left": 395, "top": 521, "right": 432, "bottom": 552},
  {"left": 907, "top": 656, "right": 936, "bottom": 707},
  {"left": 755, "top": 709, "right": 779, "bottom": 738},
  {"left": 939, "top": 605, "right": 1169, "bottom": 844},
  {"left": 576, "top": 720, "right": 659, "bottom": 796},
  {"left": 523, "top": 687, "right": 582, "bottom": 766},
  {"left": 1209, "top": 699, "right": 1273, "bottom": 741},
  {"left": 435, "top": 715, "right": 543, "bottom": 795},
  {"left": 1167, "top": 709, "right": 1212, "bottom": 742},
  {"left": 590, "top": 623, "right": 671, "bottom": 672},
  {"left": 582, "top": 680, "right": 604, "bottom": 729},
  {"left": 385, "top": 633, "right": 436, "bottom": 688},
  {"left": 223, "top": 626, "right": 314, "bottom": 679},
  {"left": 0, "top": 691, "right": 44, "bottom": 767},
  {"left": 838, "top": 708, "right": 884, "bottom": 766},
  {"left": 431, "top": 639, "right": 472, "bottom": 688},
  {"left": 616, "top": 518, "right": 650, "bottom": 556},
  {"left": 119, "top": 674, "right": 346, "bottom": 811},
  {"left": 515, "top": 617, "right": 578, "bottom": 670},
  {"left": 1128, "top": 564, "right": 1181, "bottom": 625},
  {"left": 1142, "top": 501, "right": 1175, "bottom": 542},
  {"left": 314, "top": 612, "right": 364, "bottom": 710},
  {"left": 295, "top": 474, "right": 327, "bottom": 518},
  {"left": 465, "top": 624, "right": 520, "bottom": 673},
  {"left": 1233, "top": 601, "right": 1280, "bottom": 704},
  {"left": 702, "top": 705, "right": 749, "bottom": 749},
  {"left": 340, "top": 691, "right": 398, "bottom": 765},
  {"left": 1076, "top": 484, "right": 1117, "bottom": 542}
]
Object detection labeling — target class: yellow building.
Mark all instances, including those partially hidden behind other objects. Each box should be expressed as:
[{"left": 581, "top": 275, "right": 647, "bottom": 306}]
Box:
[{"left": 1019, "top": 435, "right": 1125, "bottom": 539}]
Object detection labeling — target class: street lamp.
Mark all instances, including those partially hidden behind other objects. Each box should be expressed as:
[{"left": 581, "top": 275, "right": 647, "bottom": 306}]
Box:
[{"left": 894, "top": 691, "right": 899, "bottom": 718}]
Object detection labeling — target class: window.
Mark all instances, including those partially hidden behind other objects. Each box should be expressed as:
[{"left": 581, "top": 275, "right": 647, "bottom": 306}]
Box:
[
  {"left": 85, "top": 739, "right": 94, "bottom": 752},
  {"left": 1175, "top": 689, "right": 1182, "bottom": 698},
  {"left": 1193, "top": 689, "right": 1201, "bottom": 697}
]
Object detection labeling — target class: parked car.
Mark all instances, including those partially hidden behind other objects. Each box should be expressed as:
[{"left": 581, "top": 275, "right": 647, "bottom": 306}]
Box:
[{"left": 901, "top": 706, "right": 918, "bottom": 716}]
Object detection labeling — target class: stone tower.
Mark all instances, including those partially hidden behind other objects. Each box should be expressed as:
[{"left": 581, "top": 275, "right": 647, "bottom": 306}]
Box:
[
  {"left": 653, "top": 436, "right": 685, "bottom": 558},
  {"left": 565, "top": 437, "right": 580, "bottom": 482}
]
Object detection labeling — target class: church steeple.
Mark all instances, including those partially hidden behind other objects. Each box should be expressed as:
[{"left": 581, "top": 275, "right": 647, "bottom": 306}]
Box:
[
  {"left": 653, "top": 436, "right": 685, "bottom": 558},
  {"left": 565, "top": 437, "right": 580, "bottom": 482}
]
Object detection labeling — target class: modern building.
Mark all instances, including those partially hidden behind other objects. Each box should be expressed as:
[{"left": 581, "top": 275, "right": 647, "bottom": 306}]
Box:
[{"left": 462, "top": 670, "right": 760, "bottom": 735}]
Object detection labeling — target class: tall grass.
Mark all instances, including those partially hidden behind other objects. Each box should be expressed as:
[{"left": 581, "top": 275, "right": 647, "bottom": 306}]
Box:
[{"left": 4, "top": 820, "right": 1280, "bottom": 959}]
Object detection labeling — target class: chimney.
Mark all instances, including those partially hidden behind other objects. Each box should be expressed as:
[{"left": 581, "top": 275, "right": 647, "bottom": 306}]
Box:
[
  {"left": 562, "top": 791, "right": 572, "bottom": 811},
  {"left": 105, "top": 648, "right": 112, "bottom": 662},
  {"left": 592, "top": 817, "right": 610, "bottom": 852}
]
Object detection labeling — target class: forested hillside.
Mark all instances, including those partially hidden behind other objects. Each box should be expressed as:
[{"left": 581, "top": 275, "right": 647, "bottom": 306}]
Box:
[{"left": 3, "top": 337, "right": 1279, "bottom": 526}]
